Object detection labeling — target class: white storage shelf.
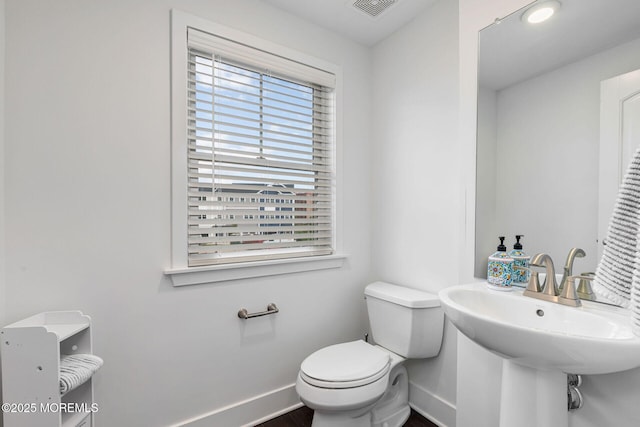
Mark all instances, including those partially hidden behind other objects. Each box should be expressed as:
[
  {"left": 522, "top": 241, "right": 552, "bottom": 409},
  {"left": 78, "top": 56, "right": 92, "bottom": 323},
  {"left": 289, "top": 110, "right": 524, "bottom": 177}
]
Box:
[{"left": 1, "top": 311, "right": 96, "bottom": 427}]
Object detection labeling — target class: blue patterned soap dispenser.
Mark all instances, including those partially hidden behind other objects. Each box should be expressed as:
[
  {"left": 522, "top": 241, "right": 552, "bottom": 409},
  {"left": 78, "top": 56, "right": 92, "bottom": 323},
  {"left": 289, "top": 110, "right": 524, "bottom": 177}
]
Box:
[
  {"left": 509, "top": 235, "right": 530, "bottom": 286},
  {"left": 487, "top": 236, "right": 514, "bottom": 291}
]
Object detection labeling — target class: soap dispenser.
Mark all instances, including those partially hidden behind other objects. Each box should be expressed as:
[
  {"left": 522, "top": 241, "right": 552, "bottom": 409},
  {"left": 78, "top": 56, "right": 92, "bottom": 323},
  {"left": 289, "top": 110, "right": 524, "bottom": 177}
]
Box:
[
  {"left": 487, "top": 236, "right": 514, "bottom": 290},
  {"left": 509, "top": 235, "right": 530, "bottom": 286}
]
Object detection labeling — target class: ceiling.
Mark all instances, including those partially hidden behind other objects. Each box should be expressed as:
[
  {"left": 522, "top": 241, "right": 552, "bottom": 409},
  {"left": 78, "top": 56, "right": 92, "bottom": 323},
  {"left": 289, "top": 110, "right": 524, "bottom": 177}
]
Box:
[
  {"left": 261, "top": 0, "right": 640, "bottom": 89},
  {"left": 262, "top": 0, "right": 439, "bottom": 46},
  {"left": 479, "top": 0, "right": 640, "bottom": 90}
]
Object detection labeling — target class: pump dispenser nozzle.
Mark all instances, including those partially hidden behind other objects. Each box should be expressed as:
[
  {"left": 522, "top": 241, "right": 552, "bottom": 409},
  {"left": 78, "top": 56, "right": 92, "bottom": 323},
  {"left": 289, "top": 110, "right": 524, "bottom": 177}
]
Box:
[
  {"left": 514, "top": 235, "right": 524, "bottom": 250},
  {"left": 497, "top": 236, "right": 507, "bottom": 252}
]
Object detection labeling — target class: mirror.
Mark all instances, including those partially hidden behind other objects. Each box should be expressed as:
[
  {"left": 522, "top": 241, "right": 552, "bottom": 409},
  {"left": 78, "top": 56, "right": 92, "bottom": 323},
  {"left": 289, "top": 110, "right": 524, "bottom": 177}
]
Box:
[{"left": 475, "top": 0, "right": 640, "bottom": 302}]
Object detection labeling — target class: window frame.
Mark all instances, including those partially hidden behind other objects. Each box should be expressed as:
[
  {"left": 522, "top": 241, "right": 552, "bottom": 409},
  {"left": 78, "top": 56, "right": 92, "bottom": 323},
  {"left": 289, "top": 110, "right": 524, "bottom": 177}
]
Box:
[{"left": 166, "top": 10, "right": 345, "bottom": 286}]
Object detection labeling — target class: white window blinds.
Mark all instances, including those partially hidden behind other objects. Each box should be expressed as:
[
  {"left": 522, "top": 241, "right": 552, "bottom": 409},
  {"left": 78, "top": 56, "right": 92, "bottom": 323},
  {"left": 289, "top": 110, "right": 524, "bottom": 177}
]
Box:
[{"left": 186, "top": 28, "right": 335, "bottom": 266}]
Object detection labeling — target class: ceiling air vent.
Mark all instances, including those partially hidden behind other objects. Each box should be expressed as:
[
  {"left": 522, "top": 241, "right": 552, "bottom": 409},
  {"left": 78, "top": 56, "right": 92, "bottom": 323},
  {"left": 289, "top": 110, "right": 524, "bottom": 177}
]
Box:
[{"left": 352, "top": 0, "right": 397, "bottom": 18}]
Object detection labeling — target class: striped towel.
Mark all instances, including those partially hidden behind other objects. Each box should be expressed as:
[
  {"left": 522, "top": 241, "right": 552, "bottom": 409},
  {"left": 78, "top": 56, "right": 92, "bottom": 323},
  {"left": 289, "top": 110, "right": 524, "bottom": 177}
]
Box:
[
  {"left": 593, "top": 145, "right": 640, "bottom": 335},
  {"left": 59, "top": 354, "right": 103, "bottom": 395},
  {"left": 632, "top": 253, "right": 640, "bottom": 335}
]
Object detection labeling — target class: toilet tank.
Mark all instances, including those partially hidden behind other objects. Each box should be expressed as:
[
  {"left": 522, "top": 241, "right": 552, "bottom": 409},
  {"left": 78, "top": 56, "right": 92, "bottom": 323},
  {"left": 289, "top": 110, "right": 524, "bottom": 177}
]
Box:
[{"left": 365, "top": 281, "right": 444, "bottom": 358}]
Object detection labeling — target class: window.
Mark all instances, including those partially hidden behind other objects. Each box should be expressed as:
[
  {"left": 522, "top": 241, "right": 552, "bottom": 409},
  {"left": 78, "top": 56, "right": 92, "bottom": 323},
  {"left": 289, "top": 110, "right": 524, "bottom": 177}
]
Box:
[
  {"left": 168, "top": 11, "right": 343, "bottom": 284},
  {"left": 187, "top": 39, "right": 334, "bottom": 266}
]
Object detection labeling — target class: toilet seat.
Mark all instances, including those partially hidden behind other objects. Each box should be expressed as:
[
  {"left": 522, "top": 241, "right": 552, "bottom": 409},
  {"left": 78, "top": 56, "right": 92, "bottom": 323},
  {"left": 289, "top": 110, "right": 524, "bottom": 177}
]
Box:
[{"left": 300, "top": 340, "right": 390, "bottom": 389}]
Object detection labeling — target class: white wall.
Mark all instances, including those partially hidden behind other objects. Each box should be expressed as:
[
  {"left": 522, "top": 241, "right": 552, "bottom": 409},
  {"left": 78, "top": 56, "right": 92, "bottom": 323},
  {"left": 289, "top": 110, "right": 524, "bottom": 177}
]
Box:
[
  {"left": 2, "top": 1, "right": 372, "bottom": 425},
  {"left": 0, "top": 0, "right": 6, "bottom": 327},
  {"left": 0, "top": 13, "right": 6, "bottom": 418},
  {"left": 372, "top": 0, "right": 461, "bottom": 292},
  {"left": 461, "top": 1, "right": 640, "bottom": 426},
  {"left": 371, "top": 0, "right": 460, "bottom": 425}
]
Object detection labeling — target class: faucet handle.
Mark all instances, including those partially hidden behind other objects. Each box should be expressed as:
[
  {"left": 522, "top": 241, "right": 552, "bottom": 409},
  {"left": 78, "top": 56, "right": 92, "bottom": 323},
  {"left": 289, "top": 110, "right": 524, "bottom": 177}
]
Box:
[
  {"left": 575, "top": 273, "right": 595, "bottom": 298},
  {"left": 558, "top": 275, "right": 583, "bottom": 307}
]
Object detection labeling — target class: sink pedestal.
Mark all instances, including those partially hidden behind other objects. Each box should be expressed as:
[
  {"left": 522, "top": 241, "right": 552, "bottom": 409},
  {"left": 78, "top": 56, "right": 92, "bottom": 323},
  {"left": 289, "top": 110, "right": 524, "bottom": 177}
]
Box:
[{"left": 500, "top": 360, "right": 567, "bottom": 427}]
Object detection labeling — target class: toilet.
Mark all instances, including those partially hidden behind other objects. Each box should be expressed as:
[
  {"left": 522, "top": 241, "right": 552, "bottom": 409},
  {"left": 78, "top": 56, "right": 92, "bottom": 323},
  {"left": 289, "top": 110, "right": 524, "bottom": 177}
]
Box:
[{"left": 295, "top": 281, "right": 444, "bottom": 427}]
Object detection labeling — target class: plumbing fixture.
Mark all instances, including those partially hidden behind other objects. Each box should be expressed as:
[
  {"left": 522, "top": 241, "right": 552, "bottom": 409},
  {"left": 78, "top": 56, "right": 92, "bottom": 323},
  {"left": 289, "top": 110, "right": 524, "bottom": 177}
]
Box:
[
  {"left": 567, "top": 373, "right": 582, "bottom": 388},
  {"left": 559, "top": 248, "right": 586, "bottom": 292},
  {"left": 524, "top": 254, "right": 581, "bottom": 306},
  {"left": 567, "top": 374, "right": 583, "bottom": 411}
]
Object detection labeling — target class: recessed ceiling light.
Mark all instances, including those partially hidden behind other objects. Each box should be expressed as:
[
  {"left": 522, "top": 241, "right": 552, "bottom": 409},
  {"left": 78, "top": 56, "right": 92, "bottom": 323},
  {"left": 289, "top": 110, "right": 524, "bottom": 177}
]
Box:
[{"left": 522, "top": 1, "right": 561, "bottom": 24}]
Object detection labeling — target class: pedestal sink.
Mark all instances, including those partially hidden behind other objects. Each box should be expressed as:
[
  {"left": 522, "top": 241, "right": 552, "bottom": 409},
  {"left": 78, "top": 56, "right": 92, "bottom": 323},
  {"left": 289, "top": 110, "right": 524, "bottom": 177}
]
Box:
[{"left": 439, "top": 283, "right": 640, "bottom": 427}]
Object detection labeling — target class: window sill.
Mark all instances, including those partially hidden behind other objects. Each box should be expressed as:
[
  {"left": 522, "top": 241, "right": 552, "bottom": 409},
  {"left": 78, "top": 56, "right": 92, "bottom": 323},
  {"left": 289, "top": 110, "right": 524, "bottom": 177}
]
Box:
[{"left": 164, "top": 254, "right": 347, "bottom": 287}]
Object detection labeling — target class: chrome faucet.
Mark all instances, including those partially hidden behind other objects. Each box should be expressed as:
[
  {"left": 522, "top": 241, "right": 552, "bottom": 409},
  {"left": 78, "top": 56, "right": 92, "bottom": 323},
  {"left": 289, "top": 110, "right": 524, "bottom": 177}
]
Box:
[
  {"left": 559, "top": 248, "right": 586, "bottom": 292},
  {"left": 524, "top": 253, "right": 582, "bottom": 307}
]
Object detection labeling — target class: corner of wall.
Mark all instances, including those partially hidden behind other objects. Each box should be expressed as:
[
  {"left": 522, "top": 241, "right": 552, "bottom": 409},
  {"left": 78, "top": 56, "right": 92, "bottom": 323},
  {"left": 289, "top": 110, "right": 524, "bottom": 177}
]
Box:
[
  {"left": 1, "top": 2, "right": 7, "bottom": 424},
  {"left": 369, "top": 0, "right": 461, "bottom": 421},
  {"left": 0, "top": 0, "right": 6, "bottom": 327}
]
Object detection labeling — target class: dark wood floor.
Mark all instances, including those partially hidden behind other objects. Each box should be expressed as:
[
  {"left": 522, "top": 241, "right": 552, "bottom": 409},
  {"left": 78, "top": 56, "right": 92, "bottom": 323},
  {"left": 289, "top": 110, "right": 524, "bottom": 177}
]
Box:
[{"left": 255, "top": 405, "right": 438, "bottom": 427}]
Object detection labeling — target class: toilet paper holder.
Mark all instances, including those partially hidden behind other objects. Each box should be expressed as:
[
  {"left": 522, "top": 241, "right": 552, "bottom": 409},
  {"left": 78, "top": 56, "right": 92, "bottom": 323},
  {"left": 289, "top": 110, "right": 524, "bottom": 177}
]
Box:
[{"left": 238, "top": 303, "right": 279, "bottom": 319}]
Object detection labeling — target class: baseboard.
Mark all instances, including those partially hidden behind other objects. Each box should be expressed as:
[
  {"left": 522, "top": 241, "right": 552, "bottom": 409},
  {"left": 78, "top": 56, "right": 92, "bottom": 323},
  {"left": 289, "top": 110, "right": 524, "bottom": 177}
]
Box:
[
  {"left": 409, "top": 380, "right": 456, "bottom": 427},
  {"left": 173, "top": 383, "right": 302, "bottom": 427},
  {"left": 172, "top": 380, "right": 455, "bottom": 427}
]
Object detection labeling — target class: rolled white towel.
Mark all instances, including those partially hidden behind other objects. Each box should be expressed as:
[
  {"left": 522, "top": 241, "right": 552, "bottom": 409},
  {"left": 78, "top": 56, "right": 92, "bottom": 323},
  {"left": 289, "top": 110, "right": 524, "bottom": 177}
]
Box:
[
  {"left": 631, "top": 223, "right": 640, "bottom": 337},
  {"left": 59, "top": 354, "right": 103, "bottom": 395},
  {"left": 632, "top": 266, "right": 640, "bottom": 336},
  {"left": 594, "top": 146, "right": 640, "bottom": 308}
]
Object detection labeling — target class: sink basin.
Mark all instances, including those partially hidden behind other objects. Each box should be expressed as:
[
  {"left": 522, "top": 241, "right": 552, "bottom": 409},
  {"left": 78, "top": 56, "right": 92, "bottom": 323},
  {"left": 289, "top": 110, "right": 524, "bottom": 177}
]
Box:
[
  {"left": 440, "top": 282, "right": 640, "bottom": 426},
  {"left": 439, "top": 282, "right": 640, "bottom": 375}
]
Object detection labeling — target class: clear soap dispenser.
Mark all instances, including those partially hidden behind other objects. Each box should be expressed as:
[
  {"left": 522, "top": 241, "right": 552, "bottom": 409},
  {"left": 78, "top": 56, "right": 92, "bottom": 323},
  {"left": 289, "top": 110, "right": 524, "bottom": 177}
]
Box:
[
  {"left": 509, "top": 235, "right": 530, "bottom": 286},
  {"left": 487, "top": 236, "right": 514, "bottom": 291}
]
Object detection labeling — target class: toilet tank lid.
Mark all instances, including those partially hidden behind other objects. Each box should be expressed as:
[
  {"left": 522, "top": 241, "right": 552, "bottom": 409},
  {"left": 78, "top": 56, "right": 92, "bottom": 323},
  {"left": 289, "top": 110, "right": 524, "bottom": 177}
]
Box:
[{"left": 365, "top": 282, "right": 440, "bottom": 308}]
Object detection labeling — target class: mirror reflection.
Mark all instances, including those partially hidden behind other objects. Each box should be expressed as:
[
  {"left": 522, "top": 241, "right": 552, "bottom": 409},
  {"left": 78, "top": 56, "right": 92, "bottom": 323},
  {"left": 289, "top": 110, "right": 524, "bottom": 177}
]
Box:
[{"left": 474, "top": 0, "right": 640, "bottom": 304}]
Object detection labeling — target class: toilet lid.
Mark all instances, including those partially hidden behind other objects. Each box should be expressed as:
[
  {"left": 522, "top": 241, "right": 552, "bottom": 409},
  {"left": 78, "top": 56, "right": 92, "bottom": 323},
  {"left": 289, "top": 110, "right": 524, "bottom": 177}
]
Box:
[{"left": 300, "top": 340, "right": 390, "bottom": 388}]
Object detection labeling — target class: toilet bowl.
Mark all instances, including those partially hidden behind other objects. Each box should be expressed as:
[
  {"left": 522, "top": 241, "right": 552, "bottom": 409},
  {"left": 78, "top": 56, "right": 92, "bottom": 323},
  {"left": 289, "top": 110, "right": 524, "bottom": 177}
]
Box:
[{"left": 296, "top": 282, "right": 444, "bottom": 427}]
